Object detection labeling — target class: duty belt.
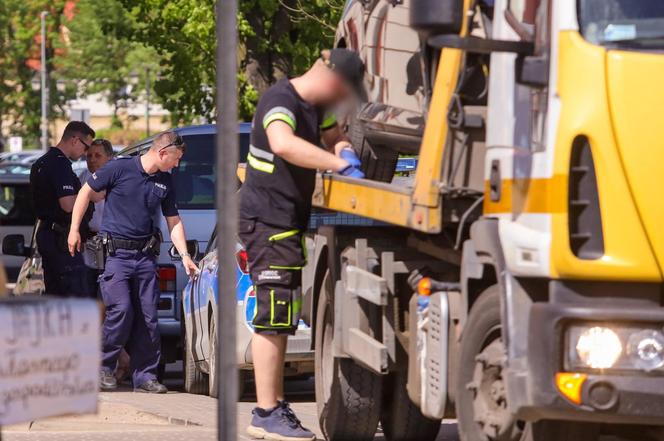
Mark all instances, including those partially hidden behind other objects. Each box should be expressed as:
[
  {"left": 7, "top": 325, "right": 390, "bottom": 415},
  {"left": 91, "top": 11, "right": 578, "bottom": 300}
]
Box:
[{"left": 111, "top": 238, "right": 147, "bottom": 250}]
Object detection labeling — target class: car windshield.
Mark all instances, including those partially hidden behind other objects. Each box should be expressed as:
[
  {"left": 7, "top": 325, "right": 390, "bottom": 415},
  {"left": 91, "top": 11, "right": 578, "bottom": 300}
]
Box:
[
  {"left": 578, "top": 0, "right": 664, "bottom": 47},
  {"left": 172, "top": 132, "right": 249, "bottom": 209},
  {"left": 0, "top": 182, "right": 35, "bottom": 226},
  {"left": 0, "top": 164, "right": 31, "bottom": 175}
]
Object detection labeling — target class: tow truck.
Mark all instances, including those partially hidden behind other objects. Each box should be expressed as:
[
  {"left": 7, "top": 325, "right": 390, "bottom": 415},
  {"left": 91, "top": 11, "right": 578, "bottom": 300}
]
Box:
[{"left": 297, "top": 0, "right": 664, "bottom": 440}]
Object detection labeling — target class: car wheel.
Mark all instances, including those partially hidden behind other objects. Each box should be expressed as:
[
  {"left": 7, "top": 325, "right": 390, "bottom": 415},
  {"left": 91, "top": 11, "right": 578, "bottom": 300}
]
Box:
[
  {"left": 209, "top": 317, "right": 219, "bottom": 398},
  {"left": 182, "top": 315, "right": 209, "bottom": 395},
  {"left": 315, "top": 271, "right": 382, "bottom": 441},
  {"left": 347, "top": 112, "right": 398, "bottom": 183}
]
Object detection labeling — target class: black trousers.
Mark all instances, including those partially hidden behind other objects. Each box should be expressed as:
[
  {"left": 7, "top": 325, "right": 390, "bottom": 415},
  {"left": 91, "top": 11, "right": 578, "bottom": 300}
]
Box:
[{"left": 239, "top": 219, "right": 305, "bottom": 335}]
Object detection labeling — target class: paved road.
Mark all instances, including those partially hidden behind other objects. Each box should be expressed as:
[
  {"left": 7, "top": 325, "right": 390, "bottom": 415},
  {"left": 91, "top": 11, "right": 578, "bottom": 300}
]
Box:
[
  {"left": 3, "top": 364, "right": 647, "bottom": 441},
  {"left": 2, "top": 364, "right": 460, "bottom": 441}
]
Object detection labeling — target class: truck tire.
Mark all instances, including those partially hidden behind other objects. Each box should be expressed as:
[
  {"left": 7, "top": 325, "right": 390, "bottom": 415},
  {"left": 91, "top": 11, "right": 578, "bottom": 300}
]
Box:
[
  {"left": 381, "top": 370, "right": 441, "bottom": 441},
  {"left": 456, "top": 285, "right": 600, "bottom": 441},
  {"left": 347, "top": 114, "right": 398, "bottom": 183},
  {"left": 183, "top": 331, "right": 209, "bottom": 395},
  {"left": 315, "top": 272, "right": 382, "bottom": 441}
]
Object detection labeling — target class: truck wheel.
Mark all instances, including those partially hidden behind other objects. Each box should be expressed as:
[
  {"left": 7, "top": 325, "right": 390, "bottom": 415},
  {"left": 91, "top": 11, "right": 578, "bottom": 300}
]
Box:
[
  {"left": 381, "top": 370, "right": 441, "bottom": 441},
  {"left": 347, "top": 114, "right": 398, "bottom": 183},
  {"left": 209, "top": 318, "right": 219, "bottom": 398},
  {"left": 315, "top": 272, "right": 382, "bottom": 441},
  {"left": 456, "top": 286, "right": 600, "bottom": 441},
  {"left": 183, "top": 327, "right": 209, "bottom": 395}
]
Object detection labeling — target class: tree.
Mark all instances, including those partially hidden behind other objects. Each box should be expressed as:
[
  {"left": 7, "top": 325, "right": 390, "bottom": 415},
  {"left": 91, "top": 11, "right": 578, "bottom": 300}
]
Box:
[
  {"left": 54, "top": 0, "right": 161, "bottom": 128},
  {"left": 0, "top": 0, "right": 76, "bottom": 147},
  {"left": 116, "top": 0, "right": 344, "bottom": 123}
]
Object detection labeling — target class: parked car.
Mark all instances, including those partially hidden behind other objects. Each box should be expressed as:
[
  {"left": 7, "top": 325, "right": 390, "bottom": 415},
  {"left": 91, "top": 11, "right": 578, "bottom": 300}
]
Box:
[
  {"left": 0, "top": 173, "right": 37, "bottom": 283},
  {"left": 0, "top": 151, "right": 40, "bottom": 163},
  {"left": 181, "top": 229, "right": 314, "bottom": 397},
  {"left": 335, "top": 0, "right": 426, "bottom": 181},
  {"left": 118, "top": 123, "right": 250, "bottom": 367},
  {"left": 0, "top": 162, "right": 31, "bottom": 175}
]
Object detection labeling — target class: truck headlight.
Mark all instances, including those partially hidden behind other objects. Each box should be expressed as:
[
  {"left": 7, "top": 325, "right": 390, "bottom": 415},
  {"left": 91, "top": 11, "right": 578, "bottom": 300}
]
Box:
[
  {"left": 627, "top": 330, "right": 664, "bottom": 371},
  {"left": 567, "top": 324, "right": 664, "bottom": 372},
  {"left": 574, "top": 326, "right": 622, "bottom": 369}
]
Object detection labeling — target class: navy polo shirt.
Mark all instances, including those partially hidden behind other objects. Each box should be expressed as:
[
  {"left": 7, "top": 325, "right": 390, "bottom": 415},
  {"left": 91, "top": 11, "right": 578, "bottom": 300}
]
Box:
[
  {"left": 87, "top": 156, "right": 178, "bottom": 240},
  {"left": 30, "top": 147, "right": 81, "bottom": 225}
]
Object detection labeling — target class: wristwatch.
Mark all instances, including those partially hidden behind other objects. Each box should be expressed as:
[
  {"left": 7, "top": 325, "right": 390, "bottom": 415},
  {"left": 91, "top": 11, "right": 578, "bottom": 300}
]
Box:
[{"left": 181, "top": 252, "right": 191, "bottom": 258}]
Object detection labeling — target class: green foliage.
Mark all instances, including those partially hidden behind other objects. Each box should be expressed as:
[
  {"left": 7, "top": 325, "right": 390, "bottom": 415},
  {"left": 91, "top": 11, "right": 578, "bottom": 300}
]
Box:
[
  {"left": 0, "top": 0, "right": 345, "bottom": 140},
  {"left": 0, "top": 0, "right": 75, "bottom": 145},
  {"left": 54, "top": 0, "right": 161, "bottom": 118},
  {"left": 117, "top": 0, "right": 345, "bottom": 122}
]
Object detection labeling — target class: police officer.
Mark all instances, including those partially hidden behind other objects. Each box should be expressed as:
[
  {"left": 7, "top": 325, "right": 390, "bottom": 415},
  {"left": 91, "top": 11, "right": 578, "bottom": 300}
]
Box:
[
  {"left": 241, "top": 49, "right": 365, "bottom": 441},
  {"left": 30, "top": 121, "right": 95, "bottom": 297},
  {"left": 68, "top": 131, "right": 198, "bottom": 393}
]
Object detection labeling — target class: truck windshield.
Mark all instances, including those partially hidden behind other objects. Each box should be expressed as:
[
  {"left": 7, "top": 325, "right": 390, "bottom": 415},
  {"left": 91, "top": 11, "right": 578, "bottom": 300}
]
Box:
[{"left": 578, "top": 0, "right": 664, "bottom": 47}]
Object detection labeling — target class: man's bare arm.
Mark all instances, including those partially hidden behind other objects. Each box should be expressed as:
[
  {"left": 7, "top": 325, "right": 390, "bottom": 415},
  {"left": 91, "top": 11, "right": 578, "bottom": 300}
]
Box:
[
  {"left": 266, "top": 121, "right": 348, "bottom": 171},
  {"left": 321, "top": 124, "right": 349, "bottom": 153},
  {"left": 67, "top": 184, "right": 95, "bottom": 255},
  {"left": 166, "top": 215, "right": 199, "bottom": 277}
]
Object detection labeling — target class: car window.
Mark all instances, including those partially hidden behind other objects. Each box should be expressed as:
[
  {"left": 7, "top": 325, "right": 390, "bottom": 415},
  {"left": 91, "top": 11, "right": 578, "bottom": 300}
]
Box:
[
  {"left": 0, "top": 183, "right": 35, "bottom": 226},
  {"left": 172, "top": 132, "right": 249, "bottom": 210}
]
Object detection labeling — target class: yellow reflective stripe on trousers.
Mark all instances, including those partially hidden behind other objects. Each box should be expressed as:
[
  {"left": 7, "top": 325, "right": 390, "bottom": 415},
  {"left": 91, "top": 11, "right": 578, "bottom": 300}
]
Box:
[
  {"left": 268, "top": 229, "right": 299, "bottom": 241},
  {"left": 247, "top": 153, "right": 274, "bottom": 173}
]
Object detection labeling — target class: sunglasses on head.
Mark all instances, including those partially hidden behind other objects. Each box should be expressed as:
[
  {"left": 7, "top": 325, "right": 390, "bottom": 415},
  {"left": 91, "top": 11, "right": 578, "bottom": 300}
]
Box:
[{"left": 159, "top": 135, "right": 184, "bottom": 152}]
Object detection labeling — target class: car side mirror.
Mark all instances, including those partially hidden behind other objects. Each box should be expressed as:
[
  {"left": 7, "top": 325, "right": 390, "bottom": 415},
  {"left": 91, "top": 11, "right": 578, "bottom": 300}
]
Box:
[
  {"left": 169, "top": 240, "right": 200, "bottom": 261},
  {"left": 2, "top": 234, "right": 30, "bottom": 257}
]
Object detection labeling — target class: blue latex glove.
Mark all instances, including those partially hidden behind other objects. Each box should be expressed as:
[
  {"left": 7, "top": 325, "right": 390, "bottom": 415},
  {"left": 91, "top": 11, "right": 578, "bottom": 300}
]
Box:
[
  {"left": 339, "top": 164, "right": 365, "bottom": 179},
  {"left": 339, "top": 147, "right": 361, "bottom": 168}
]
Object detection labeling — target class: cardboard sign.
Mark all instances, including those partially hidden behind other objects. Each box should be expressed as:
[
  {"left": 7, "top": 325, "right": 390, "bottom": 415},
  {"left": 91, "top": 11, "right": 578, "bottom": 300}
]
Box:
[{"left": 0, "top": 296, "right": 100, "bottom": 425}]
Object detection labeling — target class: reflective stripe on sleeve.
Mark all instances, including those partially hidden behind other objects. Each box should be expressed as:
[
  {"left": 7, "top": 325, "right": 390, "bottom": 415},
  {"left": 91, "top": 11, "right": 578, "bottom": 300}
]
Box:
[
  {"left": 249, "top": 144, "right": 274, "bottom": 162},
  {"left": 263, "top": 106, "right": 296, "bottom": 131},
  {"left": 247, "top": 153, "right": 275, "bottom": 173}
]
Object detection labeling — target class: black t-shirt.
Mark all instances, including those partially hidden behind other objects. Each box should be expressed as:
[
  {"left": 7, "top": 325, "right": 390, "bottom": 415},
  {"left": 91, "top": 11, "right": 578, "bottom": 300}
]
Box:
[
  {"left": 30, "top": 147, "right": 81, "bottom": 225},
  {"left": 240, "top": 79, "right": 335, "bottom": 230}
]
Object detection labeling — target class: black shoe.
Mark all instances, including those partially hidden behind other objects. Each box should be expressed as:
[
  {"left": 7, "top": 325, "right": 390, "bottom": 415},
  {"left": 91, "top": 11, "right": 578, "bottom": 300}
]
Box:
[
  {"left": 100, "top": 370, "right": 117, "bottom": 390},
  {"left": 134, "top": 380, "right": 168, "bottom": 394}
]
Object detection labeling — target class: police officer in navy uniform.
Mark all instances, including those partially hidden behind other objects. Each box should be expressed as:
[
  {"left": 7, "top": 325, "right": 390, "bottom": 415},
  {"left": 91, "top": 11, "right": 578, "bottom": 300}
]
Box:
[
  {"left": 68, "top": 131, "right": 198, "bottom": 393},
  {"left": 30, "top": 121, "right": 95, "bottom": 297},
  {"left": 241, "top": 49, "right": 365, "bottom": 441}
]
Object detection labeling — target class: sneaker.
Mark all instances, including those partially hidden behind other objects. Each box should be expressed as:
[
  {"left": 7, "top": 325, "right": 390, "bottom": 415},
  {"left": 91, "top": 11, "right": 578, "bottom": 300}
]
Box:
[
  {"left": 247, "top": 401, "right": 315, "bottom": 441},
  {"left": 134, "top": 380, "right": 168, "bottom": 394},
  {"left": 100, "top": 369, "right": 117, "bottom": 390}
]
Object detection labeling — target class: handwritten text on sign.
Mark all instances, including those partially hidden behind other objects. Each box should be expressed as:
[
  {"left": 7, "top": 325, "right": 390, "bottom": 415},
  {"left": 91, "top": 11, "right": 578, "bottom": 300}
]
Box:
[{"left": 0, "top": 297, "right": 100, "bottom": 425}]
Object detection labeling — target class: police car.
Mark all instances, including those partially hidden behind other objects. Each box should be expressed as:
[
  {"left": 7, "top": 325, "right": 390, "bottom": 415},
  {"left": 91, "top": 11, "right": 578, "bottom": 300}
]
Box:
[{"left": 181, "top": 229, "right": 314, "bottom": 397}]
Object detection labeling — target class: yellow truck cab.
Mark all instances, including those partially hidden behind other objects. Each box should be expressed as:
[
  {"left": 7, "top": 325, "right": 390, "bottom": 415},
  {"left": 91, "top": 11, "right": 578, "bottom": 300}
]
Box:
[{"left": 300, "top": 0, "right": 664, "bottom": 440}]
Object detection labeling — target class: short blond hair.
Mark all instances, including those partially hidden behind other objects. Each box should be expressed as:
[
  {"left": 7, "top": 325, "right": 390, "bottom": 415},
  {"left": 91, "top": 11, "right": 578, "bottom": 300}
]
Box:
[{"left": 151, "top": 131, "right": 186, "bottom": 152}]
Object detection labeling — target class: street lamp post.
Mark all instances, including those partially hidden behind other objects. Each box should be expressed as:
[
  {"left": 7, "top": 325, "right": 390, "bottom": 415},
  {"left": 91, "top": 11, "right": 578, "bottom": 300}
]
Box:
[
  {"left": 40, "top": 11, "right": 49, "bottom": 150},
  {"left": 145, "top": 67, "right": 150, "bottom": 137},
  {"left": 216, "top": 0, "right": 238, "bottom": 440}
]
